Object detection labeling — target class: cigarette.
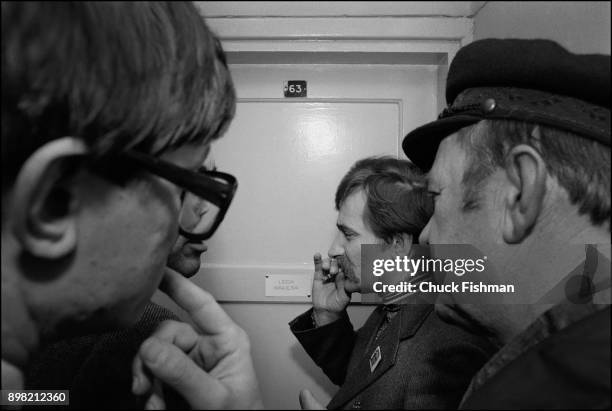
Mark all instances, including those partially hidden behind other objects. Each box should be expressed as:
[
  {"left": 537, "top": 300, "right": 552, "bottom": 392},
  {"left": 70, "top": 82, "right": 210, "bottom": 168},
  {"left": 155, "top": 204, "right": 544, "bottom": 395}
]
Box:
[{"left": 325, "top": 258, "right": 338, "bottom": 282}]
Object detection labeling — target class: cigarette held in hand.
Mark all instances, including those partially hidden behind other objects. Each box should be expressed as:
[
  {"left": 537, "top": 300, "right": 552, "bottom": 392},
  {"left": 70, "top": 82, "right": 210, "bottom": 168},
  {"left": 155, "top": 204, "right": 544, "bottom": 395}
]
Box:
[{"left": 324, "top": 258, "right": 338, "bottom": 283}]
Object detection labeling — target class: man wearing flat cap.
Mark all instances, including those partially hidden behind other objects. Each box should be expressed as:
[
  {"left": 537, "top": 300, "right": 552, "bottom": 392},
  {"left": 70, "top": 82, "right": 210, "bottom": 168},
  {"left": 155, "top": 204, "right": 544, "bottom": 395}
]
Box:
[{"left": 403, "top": 38, "right": 611, "bottom": 408}]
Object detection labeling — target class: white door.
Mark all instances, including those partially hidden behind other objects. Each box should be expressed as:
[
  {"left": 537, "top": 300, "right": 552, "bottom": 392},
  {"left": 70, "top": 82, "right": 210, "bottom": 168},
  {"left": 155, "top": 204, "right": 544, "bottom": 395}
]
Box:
[{"left": 157, "top": 63, "right": 438, "bottom": 409}]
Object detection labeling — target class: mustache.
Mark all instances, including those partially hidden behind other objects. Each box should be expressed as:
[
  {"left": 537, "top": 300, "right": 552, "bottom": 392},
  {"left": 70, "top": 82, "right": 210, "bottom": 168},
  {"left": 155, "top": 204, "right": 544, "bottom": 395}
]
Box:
[{"left": 335, "top": 256, "right": 352, "bottom": 275}]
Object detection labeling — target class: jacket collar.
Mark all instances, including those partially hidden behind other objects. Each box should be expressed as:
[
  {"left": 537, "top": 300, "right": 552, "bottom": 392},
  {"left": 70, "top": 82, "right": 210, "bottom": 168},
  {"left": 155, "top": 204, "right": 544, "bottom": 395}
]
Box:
[{"left": 398, "top": 294, "right": 435, "bottom": 340}]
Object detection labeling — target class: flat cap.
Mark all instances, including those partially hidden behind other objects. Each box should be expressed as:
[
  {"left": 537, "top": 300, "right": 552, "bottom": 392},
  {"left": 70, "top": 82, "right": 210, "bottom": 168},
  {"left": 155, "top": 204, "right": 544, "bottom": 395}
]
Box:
[{"left": 402, "top": 38, "right": 611, "bottom": 171}]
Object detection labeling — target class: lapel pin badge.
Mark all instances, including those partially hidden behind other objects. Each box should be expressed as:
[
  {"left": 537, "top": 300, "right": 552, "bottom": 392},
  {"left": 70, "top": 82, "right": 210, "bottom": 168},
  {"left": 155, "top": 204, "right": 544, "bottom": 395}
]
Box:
[{"left": 369, "top": 345, "right": 382, "bottom": 372}]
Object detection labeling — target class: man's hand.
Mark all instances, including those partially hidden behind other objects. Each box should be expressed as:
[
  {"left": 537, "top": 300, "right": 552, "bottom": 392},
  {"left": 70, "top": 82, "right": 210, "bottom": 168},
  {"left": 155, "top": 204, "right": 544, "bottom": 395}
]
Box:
[
  {"left": 132, "top": 268, "right": 264, "bottom": 410},
  {"left": 311, "top": 253, "right": 351, "bottom": 327},
  {"left": 299, "top": 389, "right": 326, "bottom": 410}
]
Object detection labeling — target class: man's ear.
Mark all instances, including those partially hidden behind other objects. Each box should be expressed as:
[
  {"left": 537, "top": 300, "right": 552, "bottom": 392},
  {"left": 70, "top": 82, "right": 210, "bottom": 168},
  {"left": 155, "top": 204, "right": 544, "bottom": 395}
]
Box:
[
  {"left": 502, "top": 140, "right": 547, "bottom": 244},
  {"left": 10, "top": 137, "right": 88, "bottom": 259},
  {"left": 392, "top": 233, "right": 414, "bottom": 254}
]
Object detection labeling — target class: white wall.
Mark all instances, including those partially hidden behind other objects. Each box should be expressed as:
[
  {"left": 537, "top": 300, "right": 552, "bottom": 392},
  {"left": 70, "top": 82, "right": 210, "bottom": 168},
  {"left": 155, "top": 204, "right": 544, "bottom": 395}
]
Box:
[{"left": 474, "top": 1, "right": 611, "bottom": 54}]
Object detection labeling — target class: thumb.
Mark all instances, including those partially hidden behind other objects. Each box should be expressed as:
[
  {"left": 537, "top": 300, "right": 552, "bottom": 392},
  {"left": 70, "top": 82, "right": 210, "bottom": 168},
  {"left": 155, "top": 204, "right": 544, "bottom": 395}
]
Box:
[
  {"left": 138, "top": 337, "right": 223, "bottom": 408},
  {"left": 299, "top": 389, "right": 325, "bottom": 410},
  {"left": 335, "top": 272, "right": 350, "bottom": 301}
]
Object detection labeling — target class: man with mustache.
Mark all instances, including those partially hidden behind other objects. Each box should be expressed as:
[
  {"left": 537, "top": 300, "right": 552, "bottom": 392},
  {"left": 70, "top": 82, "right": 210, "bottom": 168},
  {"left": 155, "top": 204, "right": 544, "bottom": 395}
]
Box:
[{"left": 291, "top": 156, "right": 496, "bottom": 409}]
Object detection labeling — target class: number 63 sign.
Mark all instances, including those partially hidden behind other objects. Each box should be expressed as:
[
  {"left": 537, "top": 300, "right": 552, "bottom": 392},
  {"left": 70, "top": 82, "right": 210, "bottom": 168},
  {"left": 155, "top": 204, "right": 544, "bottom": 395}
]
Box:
[{"left": 284, "top": 80, "right": 307, "bottom": 97}]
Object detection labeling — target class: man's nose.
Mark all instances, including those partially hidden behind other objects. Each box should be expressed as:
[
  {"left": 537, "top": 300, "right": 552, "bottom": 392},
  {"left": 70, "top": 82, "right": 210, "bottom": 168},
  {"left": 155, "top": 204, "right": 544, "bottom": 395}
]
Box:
[
  {"left": 328, "top": 233, "right": 344, "bottom": 258},
  {"left": 419, "top": 220, "right": 431, "bottom": 245}
]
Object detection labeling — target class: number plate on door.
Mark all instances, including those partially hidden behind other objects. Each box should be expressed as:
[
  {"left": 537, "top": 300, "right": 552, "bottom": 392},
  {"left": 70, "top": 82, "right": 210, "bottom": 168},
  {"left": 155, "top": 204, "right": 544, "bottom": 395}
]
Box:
[{"left": 284, "top": 80, "right": 307, "bottom": 97}]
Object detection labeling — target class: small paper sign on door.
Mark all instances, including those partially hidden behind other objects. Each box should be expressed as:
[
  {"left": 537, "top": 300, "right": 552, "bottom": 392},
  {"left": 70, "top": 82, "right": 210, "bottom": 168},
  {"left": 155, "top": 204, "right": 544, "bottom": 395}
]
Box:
[{"left": 265, "top": 274, "right": 312, "bottom": 297}]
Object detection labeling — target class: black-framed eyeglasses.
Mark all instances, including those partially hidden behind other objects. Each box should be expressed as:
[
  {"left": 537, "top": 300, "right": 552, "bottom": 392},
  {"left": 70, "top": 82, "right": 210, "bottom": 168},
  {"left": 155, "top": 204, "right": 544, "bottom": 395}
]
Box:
[{"left": 121, "top": 150, "right": 237, "bottom": 241}]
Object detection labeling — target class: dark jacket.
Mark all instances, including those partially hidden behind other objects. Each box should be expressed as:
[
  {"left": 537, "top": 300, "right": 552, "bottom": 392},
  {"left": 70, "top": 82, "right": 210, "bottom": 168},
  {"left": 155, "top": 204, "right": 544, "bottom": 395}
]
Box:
[
  {"left": 460, "top": 305, "right": 611, "bottom": 409},
  {"left": 25, "top": 302, "right": 187, "bottom": 410},
  {"left": 290, "top": 302, "right": 496, "bottom": 409}
]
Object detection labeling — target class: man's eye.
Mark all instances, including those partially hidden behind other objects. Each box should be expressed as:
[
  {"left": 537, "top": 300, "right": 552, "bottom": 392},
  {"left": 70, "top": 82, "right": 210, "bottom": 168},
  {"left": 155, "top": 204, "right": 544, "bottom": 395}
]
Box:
[
  {"left": 427, "top": 190, "right": 441, "bottom": 199},
  {"left": 343, "top": 231, "right": 356, "bottom": 239}
]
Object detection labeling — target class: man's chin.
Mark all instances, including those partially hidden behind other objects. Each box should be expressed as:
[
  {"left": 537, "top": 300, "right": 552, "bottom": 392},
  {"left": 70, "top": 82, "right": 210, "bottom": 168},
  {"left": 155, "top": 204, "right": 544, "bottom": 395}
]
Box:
[
  {"left": 166, "top": 251, "right": 202, "bottom": 278},
  {"left": 168, "top": 262, "right": 200, "bottom": 278}
]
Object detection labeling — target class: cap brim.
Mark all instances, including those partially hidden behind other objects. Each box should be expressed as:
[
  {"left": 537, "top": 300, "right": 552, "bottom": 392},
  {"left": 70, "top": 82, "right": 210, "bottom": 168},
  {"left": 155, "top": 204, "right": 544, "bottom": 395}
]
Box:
[{"left": 402, "top": 114, "right": 482, "bottom": 171}]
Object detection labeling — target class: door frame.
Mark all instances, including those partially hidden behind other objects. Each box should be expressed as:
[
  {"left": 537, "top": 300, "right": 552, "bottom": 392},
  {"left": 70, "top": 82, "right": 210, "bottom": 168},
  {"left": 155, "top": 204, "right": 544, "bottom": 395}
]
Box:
[
  {"left": 190, "top": 14, "right": 472, "bottom": 303},
  {"left": 203, "top": 14, "right": 473, "bottom": 111}
]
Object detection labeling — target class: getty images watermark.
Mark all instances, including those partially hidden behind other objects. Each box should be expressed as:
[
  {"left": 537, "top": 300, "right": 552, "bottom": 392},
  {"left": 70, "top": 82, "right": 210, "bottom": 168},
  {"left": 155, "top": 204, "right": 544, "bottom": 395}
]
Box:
[{"left": 360, "top": 244, "right": 611, "bottom": 305}]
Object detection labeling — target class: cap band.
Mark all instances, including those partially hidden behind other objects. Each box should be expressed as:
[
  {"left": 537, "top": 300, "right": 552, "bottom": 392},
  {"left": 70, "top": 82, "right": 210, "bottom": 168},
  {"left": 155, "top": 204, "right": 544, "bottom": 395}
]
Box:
[{"left": 444, "top": 87, "right": 610, "bottom": 146}]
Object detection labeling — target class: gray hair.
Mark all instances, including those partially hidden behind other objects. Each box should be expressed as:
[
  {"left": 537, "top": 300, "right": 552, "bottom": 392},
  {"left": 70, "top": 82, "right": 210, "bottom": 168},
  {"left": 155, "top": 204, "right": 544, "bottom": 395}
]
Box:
[{"left": 457, "top": 119, "right": 611, "bottom": 229}]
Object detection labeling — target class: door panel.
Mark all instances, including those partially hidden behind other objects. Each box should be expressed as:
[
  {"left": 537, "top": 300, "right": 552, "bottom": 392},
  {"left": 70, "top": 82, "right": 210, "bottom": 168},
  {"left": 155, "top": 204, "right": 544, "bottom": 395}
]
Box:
[{"left": 207, "top": 100, "right": 400, "bottom": 266}]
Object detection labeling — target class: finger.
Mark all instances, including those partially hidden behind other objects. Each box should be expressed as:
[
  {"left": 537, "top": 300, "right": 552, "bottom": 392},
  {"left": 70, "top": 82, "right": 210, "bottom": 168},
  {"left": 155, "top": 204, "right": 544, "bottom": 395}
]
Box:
[
  {"left": 160, "top": 268, "right": 235, "bottom": 334},
  {"left": 313, "top": 253, "right": 322, "bottom": 273},
  {"left": 133, "top": 350, "right": 153, "bottom": 396},
  {"left": 153, "top": 320, "right": 236, "bottom": 371},
  {"left": 149, "top": 320, "right": 223, "bottom": 370},
  {"left": 330, "top": 258, "right": 339, "bottom": 276},
  {"left": 133, "top": 347, "right": 170, "bottom": 397},
  {"left": 132, "top": 320, "right": 198, "bottom": 395},
  {"left": 144, "top": 379, "right": 166, "bottom": 410},
  {"left": 137, "top": 336, "right": 229, "bottom": 408},
  {"left": 321, "top": 258, "right": 330, "bottom": 274},
  {"left": 151, "top": 320, "right": 200, "bottom": 352},
  {"left": 313, "top": 253, "right": 324, "bottom": 281},
  {"left": 335, "top": 272, "right": 350, "bottom": 300},
  {"left": 299, "top": 389, "right": 325, "bottom": 410}
]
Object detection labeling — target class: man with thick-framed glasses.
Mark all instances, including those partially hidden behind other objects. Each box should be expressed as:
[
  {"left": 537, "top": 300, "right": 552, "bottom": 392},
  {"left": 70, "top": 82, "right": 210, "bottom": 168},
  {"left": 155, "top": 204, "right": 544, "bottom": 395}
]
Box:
[{"left": 2, "top": 2, "right": 262, "bottom": 409}]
